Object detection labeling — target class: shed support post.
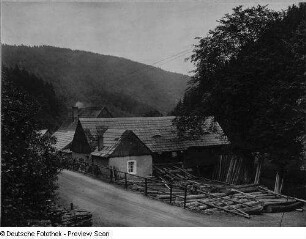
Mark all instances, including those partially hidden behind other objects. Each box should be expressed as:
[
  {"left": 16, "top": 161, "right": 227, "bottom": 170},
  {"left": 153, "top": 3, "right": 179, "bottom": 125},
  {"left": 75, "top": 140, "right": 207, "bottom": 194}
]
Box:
[
  {"left": 114, "top": 169, "right": 117, "bottom": 182},
  {"left": 170, "top": 184, "right": 173, "bottom": 204},
  {"left": 184, "top": 186, "right": 187, "bottom": 209},
  {"left": 144, "top": 178, "right": 148, "bottom": 196},
  {"left": 124, "top": 173, "right": 128, "bottom": 189},
  {"left": 110, "top": 168, "right": 113, "bottom": 183}
]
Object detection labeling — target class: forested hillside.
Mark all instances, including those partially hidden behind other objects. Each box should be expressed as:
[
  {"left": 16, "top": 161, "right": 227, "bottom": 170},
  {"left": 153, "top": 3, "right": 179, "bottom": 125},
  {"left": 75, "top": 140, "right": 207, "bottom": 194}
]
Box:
[
  {"left": 2, "top": 45, "right": 189, "bottom": 116},
  {"left": 2, "top": 65, "right": 66, "bottom": 130}
]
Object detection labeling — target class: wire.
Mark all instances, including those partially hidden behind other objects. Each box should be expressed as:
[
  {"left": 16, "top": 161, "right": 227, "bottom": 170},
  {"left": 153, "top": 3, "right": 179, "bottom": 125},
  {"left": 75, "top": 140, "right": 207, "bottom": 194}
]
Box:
[{"left": 115, "top": 47, "right": 194, "bottom": 81}]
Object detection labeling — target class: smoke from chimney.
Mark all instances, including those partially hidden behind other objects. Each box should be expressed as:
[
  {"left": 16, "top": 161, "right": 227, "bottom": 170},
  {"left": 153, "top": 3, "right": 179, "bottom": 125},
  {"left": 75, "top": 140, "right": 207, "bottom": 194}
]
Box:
[{"left": 75, "top": 101, "right": 85, "bottom": 108}]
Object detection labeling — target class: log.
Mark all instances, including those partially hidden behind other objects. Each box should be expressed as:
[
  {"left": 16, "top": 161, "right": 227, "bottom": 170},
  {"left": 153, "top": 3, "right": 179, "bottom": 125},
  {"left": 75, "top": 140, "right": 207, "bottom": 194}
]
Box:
[
  {"left": 198, "top": 205, "right": 209, "bottom": 210},
  {"left": 243, "top": 205, "right": 264, "bottom": 215},
  {"left": 254, "top": 157, "right": 263, "bottom": 184},
  {"left": 210, "top": 192, "right": 227, "bottom": 197},
  {"left": 156, "top": 195, "right": 171, "bottom": 199},
  {"left": 235, "top": 184, "right": 260, "bottom": 189},
  {"left": 259, "top": 186, "right": 306, "bottom": 203},
  {"left": 264, "top": 201, "right": 304, "bottom": 213},
  {"left": 260, "top": 199, "right": 296, "bottom": 206},
  {"left": 237, "top": 187, "right": 261, "bottom": 193},
  {"left": 198, "top": 200, "right": 250, "bottom": 219},
  {"left": 186, "top": 194, "right": 209, "bottom": 200},
  {"left": 185, "top": 201, "right": 200, "bottom": 207}
]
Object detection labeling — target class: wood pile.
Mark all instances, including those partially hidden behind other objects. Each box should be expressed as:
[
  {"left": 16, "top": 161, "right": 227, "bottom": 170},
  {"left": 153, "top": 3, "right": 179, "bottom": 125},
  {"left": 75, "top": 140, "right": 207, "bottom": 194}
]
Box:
[
  {"left": 27, "top": 219, "right": 52, "bottom": 227},
  {"left": 25, "top": 204, "right": 93, "bottom": 227},
  {"left": 60, "top": 210, "right": 92, "bottom": 227},
  {"left": 48, "top": 204, "right": 93, "bottom": 227},
  {"left": 153, "top": 164, "right": 305, "bottom": 218}
]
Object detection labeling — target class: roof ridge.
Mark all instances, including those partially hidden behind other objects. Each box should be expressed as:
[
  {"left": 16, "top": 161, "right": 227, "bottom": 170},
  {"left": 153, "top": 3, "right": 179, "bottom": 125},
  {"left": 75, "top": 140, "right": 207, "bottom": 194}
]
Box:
[{"left": 79, "top": 116, "right": 176, "bottom": 121}]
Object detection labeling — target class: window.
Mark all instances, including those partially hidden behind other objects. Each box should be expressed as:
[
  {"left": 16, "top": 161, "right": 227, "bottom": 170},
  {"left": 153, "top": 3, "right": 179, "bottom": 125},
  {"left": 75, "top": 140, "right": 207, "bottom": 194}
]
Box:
[
  {"left": 127, "top": 160, "right": 137, "bottom": 174},
  {"left": 152, "top": 134, "right": 162, "bottom": 139},
  {"left": 172, "top": 151, "right": 177, "bottom": 158}
]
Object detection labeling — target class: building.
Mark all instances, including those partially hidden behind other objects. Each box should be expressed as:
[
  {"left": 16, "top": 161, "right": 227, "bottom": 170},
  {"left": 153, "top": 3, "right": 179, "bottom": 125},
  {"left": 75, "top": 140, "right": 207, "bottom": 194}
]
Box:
[
  {"left": 69, "top": 116, "right": 230, "bottom": 177},
  {"left": 90, "top": 129, "right": 152, "bottom": 177},
  {"left": 52, "top": 106, "right": 112, "bottom": 153}
]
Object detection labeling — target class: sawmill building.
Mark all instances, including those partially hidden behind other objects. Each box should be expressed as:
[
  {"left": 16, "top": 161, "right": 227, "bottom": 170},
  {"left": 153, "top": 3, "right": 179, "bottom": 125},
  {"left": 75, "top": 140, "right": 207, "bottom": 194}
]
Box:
[{"left": 69, "top": 116, "right": 229, "bottom": 177}]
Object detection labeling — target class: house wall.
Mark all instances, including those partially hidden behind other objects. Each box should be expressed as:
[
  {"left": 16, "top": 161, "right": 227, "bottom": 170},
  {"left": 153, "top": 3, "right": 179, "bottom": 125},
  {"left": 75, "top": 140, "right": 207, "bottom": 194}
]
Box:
[
  {"left": 109, "top": 155, "right": 152, "bottom": 177},
  {"left": 70, "top": 122, "right": 92, "bottom": 154}
]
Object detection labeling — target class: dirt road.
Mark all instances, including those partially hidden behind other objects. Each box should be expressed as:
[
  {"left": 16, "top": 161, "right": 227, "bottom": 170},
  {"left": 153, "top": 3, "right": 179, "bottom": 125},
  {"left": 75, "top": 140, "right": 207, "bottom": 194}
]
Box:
[{"left": 57, "top": 170, "right": 306, "bottom": 227}]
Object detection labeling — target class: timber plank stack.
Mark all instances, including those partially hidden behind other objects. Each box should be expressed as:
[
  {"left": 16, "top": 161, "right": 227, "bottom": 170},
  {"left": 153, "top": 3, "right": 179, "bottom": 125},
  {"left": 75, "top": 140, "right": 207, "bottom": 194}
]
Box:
[
  {"left": 153, "top": 164, "right": 304, "bottom": 218},
  {"left": 48, "top": 204, "right": 93, "bottom": 227},
  {"left": 60, "top": 210, "right": 92, "bottom": 227}
]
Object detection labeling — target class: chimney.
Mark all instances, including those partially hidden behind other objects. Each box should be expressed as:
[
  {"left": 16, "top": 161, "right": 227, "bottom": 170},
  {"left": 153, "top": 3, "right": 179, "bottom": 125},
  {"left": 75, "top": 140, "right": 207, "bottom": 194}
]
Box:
[
  {"left": 72, "top": 106, "right": 79, "bottom": 122},
  {"left": 98, "top": 135, "right": 103, "bottom": 151}
]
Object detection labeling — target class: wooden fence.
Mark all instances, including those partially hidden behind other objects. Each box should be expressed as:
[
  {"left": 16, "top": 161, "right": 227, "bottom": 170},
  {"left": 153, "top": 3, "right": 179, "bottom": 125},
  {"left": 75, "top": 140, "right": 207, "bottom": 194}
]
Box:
[{"left": 64, "top": 159, "right": 191, "bottom": 209}]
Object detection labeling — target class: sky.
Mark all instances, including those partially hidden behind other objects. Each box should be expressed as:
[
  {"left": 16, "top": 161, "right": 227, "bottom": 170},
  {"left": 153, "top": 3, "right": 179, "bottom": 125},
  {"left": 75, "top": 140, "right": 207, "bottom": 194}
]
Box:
[{"left": 1, "top": 0, "right": 299, "bottom": 75}]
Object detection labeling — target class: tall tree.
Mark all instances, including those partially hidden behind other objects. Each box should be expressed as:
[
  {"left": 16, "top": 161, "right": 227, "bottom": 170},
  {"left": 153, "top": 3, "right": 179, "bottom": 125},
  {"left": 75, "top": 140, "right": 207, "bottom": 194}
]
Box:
[
  {"left": 175, "top": 4, "right": 306, "bottom": 192},
  {"left": 1, "top": 66, "right": 63, "bottom": 226}
]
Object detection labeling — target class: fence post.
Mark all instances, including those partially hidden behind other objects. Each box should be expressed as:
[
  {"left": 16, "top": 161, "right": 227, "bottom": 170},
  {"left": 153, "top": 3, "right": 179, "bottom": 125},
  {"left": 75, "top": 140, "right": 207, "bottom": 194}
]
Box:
[
  {"left": 170, "top": 184, "right": 173, "bottom": 204},
  {"left": 184, "top": 185, "right": 187, "bottom": 209},
  {"left": 124, "top": 173, "right": 128, "bottom": 189},
  {"left": 144, "top": 178, "right": 148, "bottom": 196},
  {"left": 110, "top": 168, "right": 113, "bottom": 183}
]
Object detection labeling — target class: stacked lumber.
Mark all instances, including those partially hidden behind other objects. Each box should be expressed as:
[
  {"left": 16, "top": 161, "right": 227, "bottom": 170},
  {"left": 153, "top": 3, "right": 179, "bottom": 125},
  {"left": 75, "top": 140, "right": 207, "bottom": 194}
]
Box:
[
  {"left": 153, "top": 165, "right": 304, "bottom": 217},
  {"left": 231, "top": 184, "right": 304, "bottom": 213},
  {"left": 60, "top": 210, "right": 92, "bottom": 227},
  {"left": 26, "top": 204, "right": 93, "bottom": 227},
  {"left": 47, "top": 204, "right": 93, "bottom": 227},
  {"left": 27, "top": 219, "right": 52, "bottom": 227},
  {"left": 154, "top": 165, "right": 197, "bottom": 183}
]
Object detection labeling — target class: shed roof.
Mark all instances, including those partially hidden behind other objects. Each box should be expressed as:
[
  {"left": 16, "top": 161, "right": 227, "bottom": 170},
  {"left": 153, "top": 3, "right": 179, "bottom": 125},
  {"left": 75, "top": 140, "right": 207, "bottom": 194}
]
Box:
[
  {"left": 52, "top": 130, "right": 75, "bottom": 150},
  {"left": 37, "top": 129, "right": 48, "bottom": 136},
  {"left": 79, "top": 116, "right": 229, "bottom": 153}
]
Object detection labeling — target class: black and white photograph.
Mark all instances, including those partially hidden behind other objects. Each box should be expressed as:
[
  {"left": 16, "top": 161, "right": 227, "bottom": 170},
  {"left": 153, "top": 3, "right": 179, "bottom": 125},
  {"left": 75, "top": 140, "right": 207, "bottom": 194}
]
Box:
[{"left": 1, "top": 0, "right": 306, "bottom": 233}]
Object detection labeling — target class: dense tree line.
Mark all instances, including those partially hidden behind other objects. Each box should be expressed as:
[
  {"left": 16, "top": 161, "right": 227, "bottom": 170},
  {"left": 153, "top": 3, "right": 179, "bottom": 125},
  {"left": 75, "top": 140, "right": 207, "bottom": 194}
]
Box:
[
  {"left": 3, "top": 65, "right": 66, "bottom": 130},
  {"left": 1, "top": 66, "right": 64, "bottom": 226},
  {"left": 174, "top": 4, "right": 306, "bottom": 192}
]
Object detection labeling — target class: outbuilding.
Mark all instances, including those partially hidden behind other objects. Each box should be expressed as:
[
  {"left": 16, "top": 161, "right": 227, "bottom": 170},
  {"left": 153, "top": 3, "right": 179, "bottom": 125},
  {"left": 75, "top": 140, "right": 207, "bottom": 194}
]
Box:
[{"left": 91, "top": 129, "right": 153, "bottom": 177}]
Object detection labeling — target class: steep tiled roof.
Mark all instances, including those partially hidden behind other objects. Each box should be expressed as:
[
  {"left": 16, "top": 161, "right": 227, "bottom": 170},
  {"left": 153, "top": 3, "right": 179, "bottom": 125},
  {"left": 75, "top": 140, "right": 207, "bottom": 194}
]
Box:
[
  {"left": 78, "top": 107, "right": 107, "bottom": 118},
  {"left": 53, "top": 106, "right": 112, "bottom": 151},
  {"left": 91, "top": 129, "right": 152, "bottom": 157},
  {"left": 52, "top": 130, "right": 75, "bottom": 150},
  {"left": 79, "top": 116, "right": 229, "bottom": 153},
  {"left": 58, "top": 107, "right": 112, "bottom": 131},
  {"left": 91, "top": 129, "right": 126, "bottom": 157}
]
